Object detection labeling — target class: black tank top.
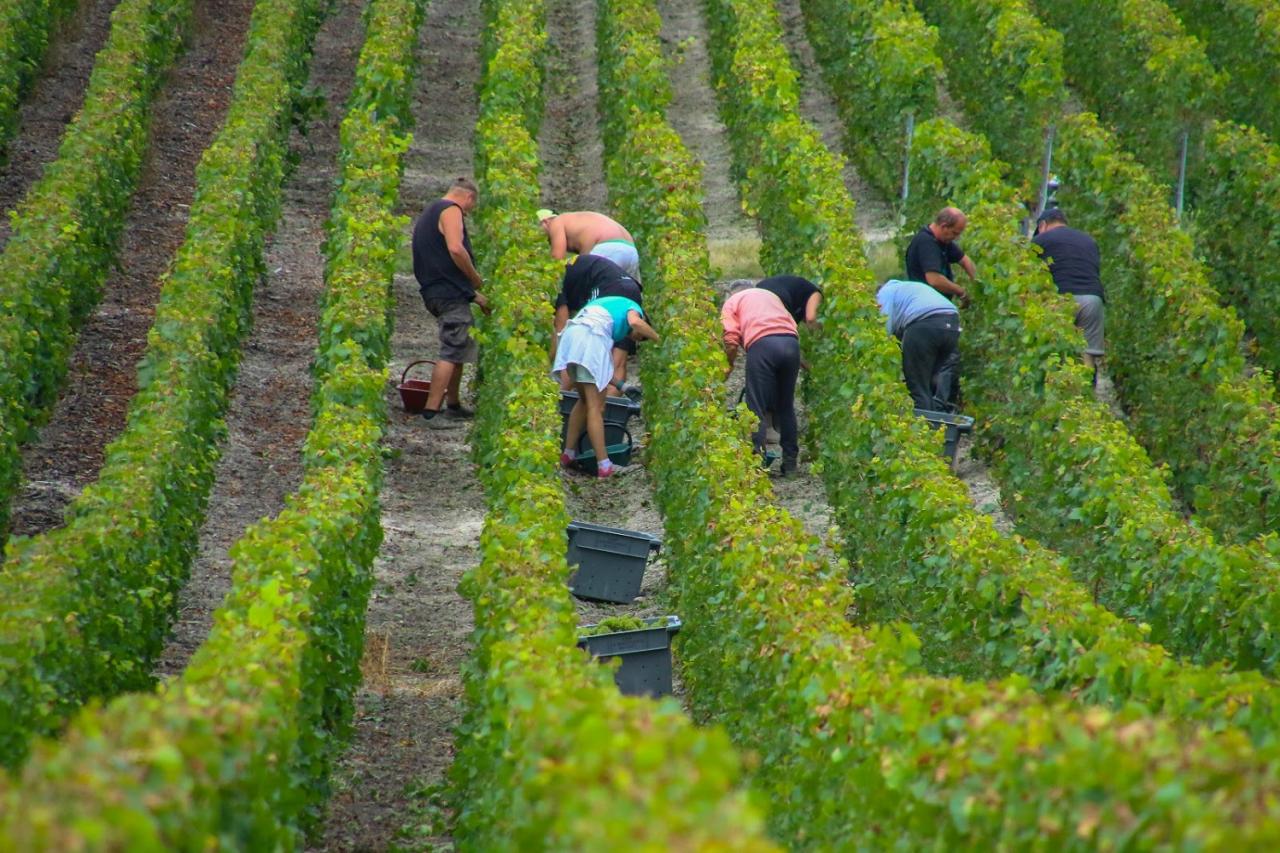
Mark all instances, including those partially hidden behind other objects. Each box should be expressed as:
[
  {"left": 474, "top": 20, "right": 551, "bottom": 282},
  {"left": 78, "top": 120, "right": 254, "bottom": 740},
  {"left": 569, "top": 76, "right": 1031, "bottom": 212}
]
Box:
[{"left": 412, "top": 199, "right": 475, "bottom": 301}]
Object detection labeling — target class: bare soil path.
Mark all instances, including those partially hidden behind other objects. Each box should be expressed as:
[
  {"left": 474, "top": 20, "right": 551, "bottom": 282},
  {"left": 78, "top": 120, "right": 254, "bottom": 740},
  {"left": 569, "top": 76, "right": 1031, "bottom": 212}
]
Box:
[
  {"left": 655, "top": 0, "right": 754, "bottom": 246},
  {"left": 0, "top": 0, "right": 121, "bottom": 245},
  {"left": 319, "top": 0, "right": 485, "bottom": 849},
  {"left": 7, "top": 0, "right": 255, "bottom": 538},
  {"left": 156, "top": 0, "right": 367, "bottom": 676},
  {"left": 652, "top": 0, "right": 841, "bottom": 561},
  {"left": 539, "top": 0, "right": 693, "bottom": 703},
  {"left": 774, "top": 0, "right": 896, "bottom": 242},
  {"left": 539, "top": 0, "right": 607, "bottom": 213},
  {"left": 769, "top": 0, "right": 1013, "bottom": 536}
]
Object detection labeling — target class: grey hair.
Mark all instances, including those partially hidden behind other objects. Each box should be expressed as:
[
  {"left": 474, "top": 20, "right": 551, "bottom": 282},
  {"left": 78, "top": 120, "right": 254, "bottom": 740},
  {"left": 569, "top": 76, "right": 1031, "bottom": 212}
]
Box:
[{"left": 727, "top": 278, "right": 757, "bottom": 295}]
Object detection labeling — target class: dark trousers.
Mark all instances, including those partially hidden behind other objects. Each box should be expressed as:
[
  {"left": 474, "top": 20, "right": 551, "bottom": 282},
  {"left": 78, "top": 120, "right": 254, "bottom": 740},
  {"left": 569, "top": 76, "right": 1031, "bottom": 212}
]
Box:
[
  {"left": 745, "top": 333, "right": 800, "bottom": 459},
  {"left": 900, "top": 313, "right": 961, "bottom": 411}
]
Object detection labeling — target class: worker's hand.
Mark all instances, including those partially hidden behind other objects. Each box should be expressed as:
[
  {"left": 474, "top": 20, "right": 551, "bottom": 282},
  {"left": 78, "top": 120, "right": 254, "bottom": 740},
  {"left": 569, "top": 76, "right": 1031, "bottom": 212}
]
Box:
[
  {"left": 800, "top": 358, "right": 811, "bottom": 372},
  {"left": 474, "top": 292, "right": 493, "bottom": 315},
  {"left": 954, "top": 287, "right": 970, "bottom": 308}
]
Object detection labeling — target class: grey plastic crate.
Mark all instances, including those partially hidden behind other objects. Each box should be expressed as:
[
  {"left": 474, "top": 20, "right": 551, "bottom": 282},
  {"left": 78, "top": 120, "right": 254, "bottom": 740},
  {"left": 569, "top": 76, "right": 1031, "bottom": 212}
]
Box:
[
  {"left": 559, "top": 390, "right": 641, "bottom": 427},
  {"left": 914, "top": 407, "right": 975, "bottom": 465},
  {"left": 566, "top": 521, "right": 661, "bottom": 603},
  {"left": 577, "top": 616, "right": 682, "bottom": 697}
]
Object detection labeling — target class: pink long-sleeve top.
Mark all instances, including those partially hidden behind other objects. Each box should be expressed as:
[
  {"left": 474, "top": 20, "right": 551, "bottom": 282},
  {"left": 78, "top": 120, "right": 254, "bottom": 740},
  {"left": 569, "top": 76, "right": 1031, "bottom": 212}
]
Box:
[{"left": 721, "top": 287, "right": 798, "bottom": 350}]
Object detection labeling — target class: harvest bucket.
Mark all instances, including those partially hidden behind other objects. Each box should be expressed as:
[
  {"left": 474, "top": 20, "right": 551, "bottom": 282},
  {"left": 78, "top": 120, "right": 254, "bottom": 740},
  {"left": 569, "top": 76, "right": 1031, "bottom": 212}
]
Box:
[{"left": 396, "top": 360, "right": 435, "bottom": 413}]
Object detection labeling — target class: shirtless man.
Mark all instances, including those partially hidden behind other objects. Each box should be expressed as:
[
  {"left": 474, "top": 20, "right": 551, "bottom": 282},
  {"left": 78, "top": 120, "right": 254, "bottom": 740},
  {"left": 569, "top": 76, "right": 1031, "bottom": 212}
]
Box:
[{"left": 537, "top": 209, "right": 641, "bottom": 281}]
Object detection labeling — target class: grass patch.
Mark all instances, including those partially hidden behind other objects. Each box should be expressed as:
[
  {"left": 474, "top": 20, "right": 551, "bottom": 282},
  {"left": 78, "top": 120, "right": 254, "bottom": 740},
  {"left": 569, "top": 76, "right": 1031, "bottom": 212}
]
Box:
[
  {"left": 864, "top": 238, "right": 902, "bottom": 284},
  {"left": 708, "top": 235, "right": 763, "bottom": 280}
]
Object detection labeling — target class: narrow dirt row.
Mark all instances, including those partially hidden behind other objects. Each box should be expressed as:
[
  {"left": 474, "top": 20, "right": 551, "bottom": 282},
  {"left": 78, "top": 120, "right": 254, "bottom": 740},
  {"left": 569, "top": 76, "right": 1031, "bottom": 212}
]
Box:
[
  {"left": 540, "top": 0, "right": 684, "bottom": 669},
  {"left": 771, "top": 0, "right": 1013, "bottom": 536},
  {"left": 7, "top": 0, "right": 255, "bottom": 538},
  {"left": 652, "top": 0, "right": 840, "bottom": 555},
  {"left": 655, "top": 0, "right": 754, "bottom": 248},
  {"left": 539, "top": 0, "right": 607, "bottom": 212},
  {"left": 774, "top": 0, "right": 896, "bottom": 243},
  {"left": 156, "top": 0, "right": 367, "bottom": 675},
  {"left": 0, "top": 0, "right": 121, "bottom": 244},
  {"left": 319, "top": 0, "right": 486, "bottom": 848}
]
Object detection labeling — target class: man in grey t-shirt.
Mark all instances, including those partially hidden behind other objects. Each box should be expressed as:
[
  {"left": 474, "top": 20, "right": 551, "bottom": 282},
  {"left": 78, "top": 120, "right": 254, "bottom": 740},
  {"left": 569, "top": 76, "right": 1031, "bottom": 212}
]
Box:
[{"left": 877, "top": 279, "right": 962, "bottom": 411}]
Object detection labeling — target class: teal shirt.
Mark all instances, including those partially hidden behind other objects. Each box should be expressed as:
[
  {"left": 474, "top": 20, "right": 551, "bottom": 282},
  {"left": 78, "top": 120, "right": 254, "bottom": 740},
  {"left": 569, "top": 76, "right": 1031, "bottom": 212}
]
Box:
[{"left": 587, "top": 295, "right": 644, "bottom": 342}]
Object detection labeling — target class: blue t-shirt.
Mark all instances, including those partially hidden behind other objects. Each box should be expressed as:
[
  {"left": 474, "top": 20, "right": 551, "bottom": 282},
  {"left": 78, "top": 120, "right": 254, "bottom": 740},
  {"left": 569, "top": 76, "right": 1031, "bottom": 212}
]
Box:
[
  {"left": 587, "top": 295, "right": 644, "bottom": 342},
  {"left": 876, "top": 279, "right": 958, "bottom": 336}
]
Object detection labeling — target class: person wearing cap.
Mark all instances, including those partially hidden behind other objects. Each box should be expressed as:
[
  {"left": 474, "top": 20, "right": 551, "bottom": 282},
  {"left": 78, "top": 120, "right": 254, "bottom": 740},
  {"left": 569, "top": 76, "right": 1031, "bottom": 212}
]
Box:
[
  {"left": 550, "top": 253, "right": 643, "bottom": 395},
  {"left": 1032, "top": 208, "right": 1105, "bottom": 377},
  {"left": 537, "top": 208, "right": 641, "bottom": 281},
  {"left": 554, "top": 295, "right": 659, "bottom": 478},
  {"left": 412, "top": 177, "right": 489, "bottom": 428},
  {"left": 721, "top": 281, "right": 801, "bottom": 475},
  {"left": 876, "top": 278, "right": 962, "bottom": 411},
  {"left": 904, "top": 206, "right": 976, "bottom": 409}
]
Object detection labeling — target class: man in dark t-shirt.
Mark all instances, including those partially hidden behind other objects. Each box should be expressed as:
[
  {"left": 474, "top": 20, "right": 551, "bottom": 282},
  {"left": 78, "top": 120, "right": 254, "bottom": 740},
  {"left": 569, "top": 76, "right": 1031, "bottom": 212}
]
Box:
[
  {"left": 1033, "top": 208, "right": 1105, "bottom": 371},
  {"left": 756, "top": 275, "right": 822, "bottom": 325},
  {"left": 903, "top": 207, "right": 976, "bottom": 409},
  {"left": 550, "top": 254, "right": 642, "bottom": 394},
  {"left": 411, "top": 177, "right": 486, "bottom": 427},
  {"left": 904, "top": 206, "right": 976, "bottom": 303}
]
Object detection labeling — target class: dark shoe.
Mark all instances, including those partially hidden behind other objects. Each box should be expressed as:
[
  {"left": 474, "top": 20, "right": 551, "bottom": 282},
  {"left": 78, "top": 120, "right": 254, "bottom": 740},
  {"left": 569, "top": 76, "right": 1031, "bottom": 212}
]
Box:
[
  {"left": 445, "top": 403, "right": 474, "bottom": 419},
  {"left": 780, "top": 455, "right": 798, "bottom": 476},
  {"left": 422, "top": 409, "right": 463, "bottom": 429}
]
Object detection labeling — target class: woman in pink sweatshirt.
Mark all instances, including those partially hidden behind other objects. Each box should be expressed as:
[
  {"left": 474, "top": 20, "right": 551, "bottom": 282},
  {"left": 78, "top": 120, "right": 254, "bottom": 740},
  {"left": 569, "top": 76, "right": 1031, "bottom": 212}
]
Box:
[{"left": 721, "top": 281, "right": 801, "bottom": 475}]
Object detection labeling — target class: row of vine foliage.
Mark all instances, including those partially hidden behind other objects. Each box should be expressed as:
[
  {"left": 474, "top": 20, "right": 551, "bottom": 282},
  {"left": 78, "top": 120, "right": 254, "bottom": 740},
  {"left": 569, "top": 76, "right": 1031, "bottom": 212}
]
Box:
[
  {"left": 811, "top": 0, "right": 1280, "bottom": 682},
  {"left": 0, "top": 0, "right": 420, "bottom": 840},
  {"left": 980, "top": 0, "right": 1280, "bottom": 430},
  {"left": 998, "top": 0, "right": 1280, "bottom": 408},
  {"left": 1026, "top": 0, "right": 1222, "bottom": 184},
  {"left": 445, "top": 0, "right": 773, "bottom": 847},
  {"left": 1193, "top": 121, "right": 1280, "bottom": 386},
  {"left": 1165, "top": 0, "right": 1280, "bottom": 139},
  {"left": 0, "top": 0, "right": 327, "bottom": 769},
  {"left": 795, "top": 0, "right": 938, "bottom": 198},
  {"left": 598, "top": 0, "right": 1280, "bottom": 845},
  {"left": 846, "top": 0, "right": 1280, "bottom": 545},
  {"left": 0, "top": 0, "right": 192, "bottom": 540},
  {"left": 903, "top": 117, "right": 1280, "bottom": 714},
  {"left": 0, "top": 0, "right": 77, "bottom": 158}
]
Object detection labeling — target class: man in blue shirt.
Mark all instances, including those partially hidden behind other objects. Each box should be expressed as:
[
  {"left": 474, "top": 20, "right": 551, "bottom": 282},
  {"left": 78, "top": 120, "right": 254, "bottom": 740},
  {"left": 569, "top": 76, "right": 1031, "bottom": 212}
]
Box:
[{"left": 877, "top": 279, "right": 962, "bottom": 411}]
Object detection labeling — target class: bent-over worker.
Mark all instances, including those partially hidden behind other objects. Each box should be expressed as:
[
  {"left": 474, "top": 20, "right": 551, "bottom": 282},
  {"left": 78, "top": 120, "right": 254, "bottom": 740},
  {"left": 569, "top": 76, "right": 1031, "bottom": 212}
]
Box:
[
  {"left": 877, "top": 278, "right": 962, "bottom": 412},
  {"left": 756, "top": 274, "right": 822, "bottom": 326},
  {"left": 537, "top": 209, "right": 641, "bottom": 281},
  {"left": 553, "top": 296, "right": 658, "bottom": 479},
  {"left": 721, "top": 282, "right": 801, "bottom": 475},
  {"left": 1033, "top": 208, "right": 1105, "bottom": 378},
  {"left": 550, "top": 254, "right": 642, "bottom": 395}
]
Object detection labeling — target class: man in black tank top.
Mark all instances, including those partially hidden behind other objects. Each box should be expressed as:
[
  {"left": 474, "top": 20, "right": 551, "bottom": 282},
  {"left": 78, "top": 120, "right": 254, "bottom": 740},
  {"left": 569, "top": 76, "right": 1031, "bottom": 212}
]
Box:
[{"left": 412, "top": 177, "right": 487, "bottom": 426}]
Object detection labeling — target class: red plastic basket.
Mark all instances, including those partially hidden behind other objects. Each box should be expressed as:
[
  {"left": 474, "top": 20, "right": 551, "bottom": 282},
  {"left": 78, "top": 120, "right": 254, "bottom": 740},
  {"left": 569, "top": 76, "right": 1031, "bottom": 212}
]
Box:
[{"left": 396, "top": 359, "right": 435, "bottom": 413}]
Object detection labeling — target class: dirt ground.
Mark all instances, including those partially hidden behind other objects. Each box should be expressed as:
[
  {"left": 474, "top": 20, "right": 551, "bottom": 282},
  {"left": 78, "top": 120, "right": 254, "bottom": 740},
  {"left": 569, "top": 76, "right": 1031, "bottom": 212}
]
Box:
[
  {"left": 0, "top": 0, "right": 120, "bottom": 246},
  {"left": 774, "top": 0, "right": 897, "bottom": 243},
  {"left": 157, "top": 0, "right": 366, "bottom": 675},
  {"left": 318, "top": 0, "right": 486, "bottom": 849},
  {"left": 7, "top": 0, "right": 255, "bottom": 538}
]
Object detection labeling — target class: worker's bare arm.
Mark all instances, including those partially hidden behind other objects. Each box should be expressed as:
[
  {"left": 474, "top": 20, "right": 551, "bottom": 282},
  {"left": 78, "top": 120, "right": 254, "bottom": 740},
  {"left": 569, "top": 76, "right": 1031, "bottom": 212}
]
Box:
[
  {"left": 804, "top": 291, "right": 822, "bottom": 326},
  {"left": 627, "top": 311, "right": 659, "bottom": 342},
  {"left": 440, "top": 206, "right": 483, "bottom": 289},
  {"left": 547, "top": 221, "right": 568, "bottom": 259},
  {"left": 924, "top": 271, "right": 968, "bottom": 304}
]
